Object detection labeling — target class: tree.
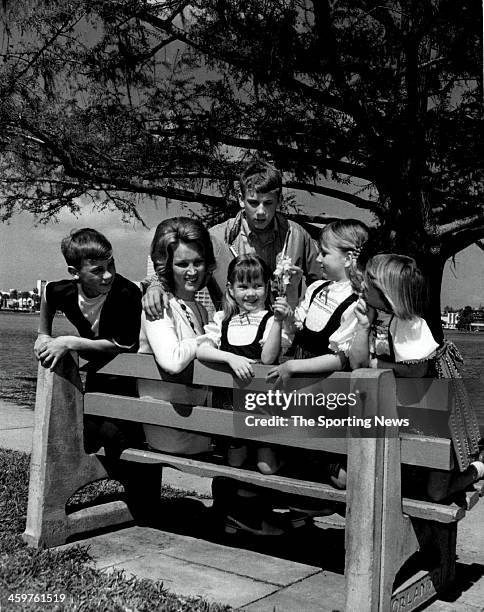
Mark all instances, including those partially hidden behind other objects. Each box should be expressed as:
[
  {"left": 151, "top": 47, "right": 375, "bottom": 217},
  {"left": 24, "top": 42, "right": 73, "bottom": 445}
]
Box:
[
  {"left": 456, "top": 305, "right": 473, "bottom": 331},
  {"left": 0, "top": 0, "right": 482, "bottom": 340}
]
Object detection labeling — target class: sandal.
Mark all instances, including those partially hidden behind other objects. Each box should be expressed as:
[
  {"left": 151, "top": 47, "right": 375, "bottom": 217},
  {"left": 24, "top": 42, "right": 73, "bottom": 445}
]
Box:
[
  {"left": 224, "top": 512, "right": 287, "bottom": 536},
  {"left": 287, "top": 496, "right": 339, "bottom": 518}
]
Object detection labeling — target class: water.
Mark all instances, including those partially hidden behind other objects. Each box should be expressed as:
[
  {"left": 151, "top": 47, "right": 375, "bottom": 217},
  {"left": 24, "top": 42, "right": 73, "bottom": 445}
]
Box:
[
  {"left": 1, "top": 311, "right": 483, "bottom": 427},
  {"left": 0, "top": 312, "right": 76, "bottom": 407}
]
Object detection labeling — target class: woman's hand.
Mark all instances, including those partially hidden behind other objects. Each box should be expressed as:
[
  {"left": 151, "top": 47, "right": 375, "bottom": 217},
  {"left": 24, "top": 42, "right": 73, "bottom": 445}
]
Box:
[
  {"left": 227, "top": 355, "right": 256, "bottom": 381},
  {"left": 266, "top": 360, "right": 294, "bottom": 387},
  {"left": 273, "top": 297, "right": 291, "bottom": 322}
]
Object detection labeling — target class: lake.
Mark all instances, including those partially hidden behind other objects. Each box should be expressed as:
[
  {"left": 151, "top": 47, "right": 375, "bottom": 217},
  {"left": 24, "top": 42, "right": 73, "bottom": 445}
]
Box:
[{"left": 1, "top": 311, "right": 483, "bottom": 428}]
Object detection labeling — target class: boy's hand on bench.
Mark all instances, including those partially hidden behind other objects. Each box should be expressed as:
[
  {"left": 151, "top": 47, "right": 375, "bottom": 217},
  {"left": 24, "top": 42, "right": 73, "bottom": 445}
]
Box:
[
  {"left": 34, "top": 334, "right": 52, "bottom": 360},
  {"left": 37, "top": 337, "right": 71, "bottom": 370},
  {"left": 142, "top": 285, "right": 171, "bottom": 321}
]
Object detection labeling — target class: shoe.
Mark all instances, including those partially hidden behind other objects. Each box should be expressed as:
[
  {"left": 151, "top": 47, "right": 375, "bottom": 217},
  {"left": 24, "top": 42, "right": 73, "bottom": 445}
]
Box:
[
  {"left": 227, "top": 444, "right": 248, "bottom": 467},
  {"left": 256, "top": 447, "right": 284, "bottom": 475},
  {"left": 224, "top": 512, "right": 286, "bottom": 536},
  {"left": 284, "top": 509, "right": 313, "bottom": 529},
  {"left": 287, "top": 497, "right": 337, "bottom": 518}
]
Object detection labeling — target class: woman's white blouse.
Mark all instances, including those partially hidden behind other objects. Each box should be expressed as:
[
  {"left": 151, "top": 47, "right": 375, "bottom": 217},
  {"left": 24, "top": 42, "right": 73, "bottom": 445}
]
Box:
[
  {"left": 138, "top": 297, "right": 208, "bottom": 375},
  {"left": 138, "top": 296, "right": 211, "bottom": 455},
  {"left": 370, "top": 311, "right": 439, "bottom": 363}
]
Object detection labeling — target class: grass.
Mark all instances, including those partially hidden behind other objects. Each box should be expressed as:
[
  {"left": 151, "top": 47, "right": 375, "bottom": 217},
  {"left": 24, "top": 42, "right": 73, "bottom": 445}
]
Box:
[{"left": 0, "top": 449, "right": 230, "bottom": 612}]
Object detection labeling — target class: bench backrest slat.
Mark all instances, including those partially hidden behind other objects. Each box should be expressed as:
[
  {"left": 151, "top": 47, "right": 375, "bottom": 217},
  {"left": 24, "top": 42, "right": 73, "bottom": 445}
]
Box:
[
  {"left": 84, "top": 392, "right": 454, "bottom": 469},
  {"left": 98, "top": 355, "right": 453, "bottom": 413},
  {"left": 84, "top": 392, "right": 348, "bottom": 454}
]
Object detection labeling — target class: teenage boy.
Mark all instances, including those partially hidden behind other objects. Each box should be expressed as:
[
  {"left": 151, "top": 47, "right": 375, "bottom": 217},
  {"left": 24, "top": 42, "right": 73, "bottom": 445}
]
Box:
[
  {"left": 35, "top": 228, "right": 141, "bottom": 371},
  {"left": 34, "top": 228, "right": 143, "bottom": 455},
  {"left": 142, "top": 160, "right": 322, "bottom": 317}
]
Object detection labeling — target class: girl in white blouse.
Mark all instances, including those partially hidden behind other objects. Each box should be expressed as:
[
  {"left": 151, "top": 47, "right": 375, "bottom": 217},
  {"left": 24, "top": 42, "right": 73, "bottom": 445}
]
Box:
[
  {"left": 350, "top": 254, "right": 484, "bottom": 499},
  {"left": 138, "top": 217, "right": 215, "bottom": 455},
  {"left": 266, "top": 220, "right": 369, "bottom": 387},
  {"left": 197, "top": 254, "right": 291, "bottom": 474},
  {"left": 266, "top": 219, "right": 369, "bottom": 491}
]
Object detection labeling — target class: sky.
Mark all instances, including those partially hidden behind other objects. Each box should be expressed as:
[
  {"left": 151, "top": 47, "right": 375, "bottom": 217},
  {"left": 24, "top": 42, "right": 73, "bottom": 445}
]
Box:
[{"left": 0, "top": 190, "right": 482, "bottom": 309}]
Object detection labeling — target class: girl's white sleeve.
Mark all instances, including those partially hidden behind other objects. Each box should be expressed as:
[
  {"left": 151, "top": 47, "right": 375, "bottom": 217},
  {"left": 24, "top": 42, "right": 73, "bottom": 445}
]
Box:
[
  {"left": 392, "top": 316, "right": 439, "bottom": 363},
  {"left": 140, "top": 311, "right": 197, "bottom": 375},
  {"left": 260, "top": 316, "right": 292, "bottom": 349},
  {"left": 196, "top": 310, "right": 224, "bottom": 348},
  {"left": 293, "top": 281, "right": 323, "bottom": 330},
  {"left": 328, "top": 301, "right": 359, "bottom": 355}
]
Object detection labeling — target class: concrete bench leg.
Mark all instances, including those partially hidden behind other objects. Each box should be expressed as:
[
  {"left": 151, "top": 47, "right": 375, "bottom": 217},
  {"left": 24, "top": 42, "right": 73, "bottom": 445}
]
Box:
[
  {"left": 345, "top": 370, "right": 458, "bottom": 612},
  {"left": 345, "top": 370, "right": 420, "bottom": 612},
  {"left": 23, "top": 355, "right": 130, "bottom": 547}
]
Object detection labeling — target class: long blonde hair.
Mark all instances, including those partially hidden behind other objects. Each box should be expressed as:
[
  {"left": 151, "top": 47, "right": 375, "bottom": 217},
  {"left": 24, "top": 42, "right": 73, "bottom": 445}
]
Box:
[
  {"left": 320, "top": 219, "right": 369, "bottom": 291},
  {"left": 365, "top": 254, "right": 426, "bottom": 319}
]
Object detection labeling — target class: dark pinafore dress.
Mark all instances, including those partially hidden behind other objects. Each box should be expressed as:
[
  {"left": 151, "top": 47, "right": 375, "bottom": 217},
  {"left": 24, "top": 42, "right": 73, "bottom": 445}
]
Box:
[
  {"left": 216, "top": 312, "right": 272, "bottom": 410},
  {"left": 289, "top": 282, "right": 358, "bottom": 481},
  {"left": 290, "top": 282, "right": 358, "bottom": 359},
  {"left": 377, "top": 314, "right": 482, "bottom": 473}
]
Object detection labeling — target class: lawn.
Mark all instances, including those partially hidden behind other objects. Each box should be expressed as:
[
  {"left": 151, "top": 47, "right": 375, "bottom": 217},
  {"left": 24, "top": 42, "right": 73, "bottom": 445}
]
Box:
[{"left": 0, "top": 449, "right": 229, "bottom": 612}]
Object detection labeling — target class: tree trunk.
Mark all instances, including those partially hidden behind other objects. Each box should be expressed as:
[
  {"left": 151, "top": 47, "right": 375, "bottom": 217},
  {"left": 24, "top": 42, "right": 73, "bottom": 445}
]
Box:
[{"left": 416, "top": 253, "right": 445, "bottom": 346}]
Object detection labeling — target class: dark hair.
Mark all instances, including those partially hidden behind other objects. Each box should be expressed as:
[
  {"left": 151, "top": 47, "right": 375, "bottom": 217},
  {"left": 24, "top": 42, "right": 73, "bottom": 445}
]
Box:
[
  {"left": 223, "top": 254, "right": 272, "bottom": 320},
  {"left": 239, "top": 160, "right": 282, "bottom": 198},
  {"left": 150, "top": 217, "right": 215, "bottom": 293},
  {"left": 61, "top": 228, "right": 112, "bottom": 269}
]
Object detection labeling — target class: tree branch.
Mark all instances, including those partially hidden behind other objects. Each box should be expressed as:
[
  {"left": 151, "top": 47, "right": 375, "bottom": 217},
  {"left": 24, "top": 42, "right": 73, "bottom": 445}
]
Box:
[
  {"left": 438, "top": 214, "right": 484, "bottom": 238},
  {"left": 15, "top": 13, "right": 85, "bottom": 80},
  {"left": 441, "top": 225, "right": 484, "bottom": 258},
  {"left": 138, "top": 7, "right": 372, "bottom": 126},
  {"left": 284, "top": 181, "right": 378, "bottom": 213},
  {"left": 288, "top": 213, "right": 351, "bottom": 226},
  {"left": 216, "top": 134, "right": 375, "bottom": 181}
]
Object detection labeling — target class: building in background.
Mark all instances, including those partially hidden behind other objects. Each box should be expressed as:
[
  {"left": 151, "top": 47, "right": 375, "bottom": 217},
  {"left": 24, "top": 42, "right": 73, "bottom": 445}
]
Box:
[{"left": 441, "top": 311, "right": 460, "bottom": 329}]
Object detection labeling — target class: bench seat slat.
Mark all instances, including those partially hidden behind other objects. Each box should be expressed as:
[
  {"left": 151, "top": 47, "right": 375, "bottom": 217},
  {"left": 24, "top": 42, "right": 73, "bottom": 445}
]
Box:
[{"left": 109, "top": 448, "right": 465, "bottom": 523}]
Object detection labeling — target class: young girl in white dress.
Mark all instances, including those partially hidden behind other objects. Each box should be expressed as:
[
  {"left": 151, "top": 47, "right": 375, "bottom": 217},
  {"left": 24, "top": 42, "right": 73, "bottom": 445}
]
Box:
[
  {"left": 350, "top": 253, "right": 484, "bottom": 499},
  {"left": 197, "top": 254, "right": 291, "bottom": 474},
  {"left": 267, "top": 219, "right": 369, "bottom": 490}
]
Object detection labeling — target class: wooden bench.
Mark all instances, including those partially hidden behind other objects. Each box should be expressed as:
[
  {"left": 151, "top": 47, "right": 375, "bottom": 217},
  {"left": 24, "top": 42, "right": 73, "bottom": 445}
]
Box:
[{"left": 23, "top": 352, "right": 483, "bottom": 612}]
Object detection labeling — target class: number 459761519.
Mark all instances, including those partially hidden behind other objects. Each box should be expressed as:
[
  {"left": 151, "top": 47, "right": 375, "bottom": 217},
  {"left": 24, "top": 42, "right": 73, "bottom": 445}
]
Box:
[{"left": 7, "top": 593, "right": 67, "bottom": 604}]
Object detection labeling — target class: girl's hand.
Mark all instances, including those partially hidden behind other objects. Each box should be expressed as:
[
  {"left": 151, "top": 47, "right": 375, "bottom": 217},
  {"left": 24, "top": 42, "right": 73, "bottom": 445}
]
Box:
[
  {"left": 227, "top": 355, "right": 256, "bottom": 382},
  {"left": 273, "top": 297, "right": 291, "bottom": 322},
  {"left": 266, "top": 360, "right": 294, "bottom": 388},
  {"left": 287, "top": 265, "right": 303, "bottom": 286},
  {"left": 354, "top": 298, "right": 375, "bottom": 329}
]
